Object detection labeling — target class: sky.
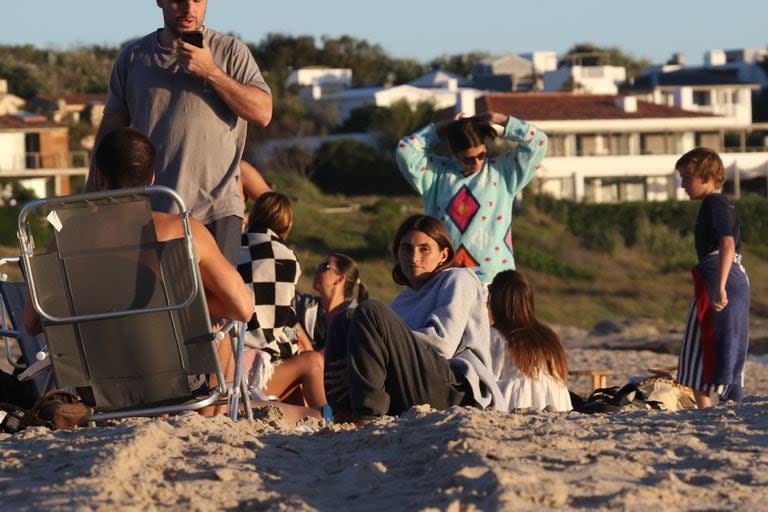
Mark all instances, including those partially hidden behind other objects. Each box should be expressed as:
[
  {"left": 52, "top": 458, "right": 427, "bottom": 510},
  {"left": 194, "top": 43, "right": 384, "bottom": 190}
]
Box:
[{"left": 2, "top": 1, "right": 767, "bottom": 67}]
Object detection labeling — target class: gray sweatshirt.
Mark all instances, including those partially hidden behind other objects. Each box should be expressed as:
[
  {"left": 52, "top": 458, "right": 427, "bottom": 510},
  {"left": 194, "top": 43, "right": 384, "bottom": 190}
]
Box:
[{"left": 390, "top": 268, "right": 503, "bottom": 410}]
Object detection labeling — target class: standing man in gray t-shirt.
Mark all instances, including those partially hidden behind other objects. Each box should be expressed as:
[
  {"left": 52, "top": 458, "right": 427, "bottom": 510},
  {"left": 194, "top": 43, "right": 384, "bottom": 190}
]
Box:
[{"left": 88, "top": 0, "right": 272, "bottom": 264}]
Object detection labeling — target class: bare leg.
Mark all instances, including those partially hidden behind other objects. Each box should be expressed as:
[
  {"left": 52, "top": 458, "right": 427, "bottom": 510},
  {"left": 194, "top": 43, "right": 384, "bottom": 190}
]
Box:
[
  {"left": 694, "top": 390, "right": 713, "bottom": 408},
  {"left": 201, "top": 333, "right": 247, "bottom": 416},
  {"left": 280, "top": 384, "right": 308, "bottom": 407},
  {"left": 264, "top": 351, "right": 326, "bottom": 407}
]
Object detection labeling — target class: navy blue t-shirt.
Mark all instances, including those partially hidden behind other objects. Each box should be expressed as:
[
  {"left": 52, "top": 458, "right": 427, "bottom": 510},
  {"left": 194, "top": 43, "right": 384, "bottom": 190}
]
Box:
[{"left": 695, "top": 194, "right": 741, "bottom": 260}]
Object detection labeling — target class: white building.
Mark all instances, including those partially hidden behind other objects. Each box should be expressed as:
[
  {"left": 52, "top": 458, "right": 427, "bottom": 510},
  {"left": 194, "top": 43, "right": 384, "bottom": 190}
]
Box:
[
  {"left": 477, "top": 92, "right": 767, "bottom": 203},
  {"left": 286, "top": 66, "right": 353, "bottom": 103},
  {"left": 621, "top": 67, "right": 760, "bottom": 126},
  {"left": 543, "top": 65, "right": 627, "bottom": 94},
  {"left": 0, "top": 113, "right": 77, "bottom": 198},
  {"left": 520, "top": 51, "right": 558, "bottom": 73},
  {"left": 319, "top": 82, "right": 483, "bottom": 121},
  {"left": 286, "top": 66, "right": 352, "bottom": 89},
  {"left": 408, "top": 70, "right": 472, "bottom": 89}
]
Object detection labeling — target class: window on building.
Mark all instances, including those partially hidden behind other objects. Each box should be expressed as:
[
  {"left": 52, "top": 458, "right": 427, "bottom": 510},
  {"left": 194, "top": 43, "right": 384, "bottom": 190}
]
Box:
[
  {"left": 25, "top": 133, "right": 41, "bottom": 169},
  {"left": 547, "top": 134, "right": 566, "bottom": 157},
  {"left": 640, "top": 133, "right": 668, "bottom": 155},
  {"left": 692, "top": 90, "right": 711, "bottom": 106}
]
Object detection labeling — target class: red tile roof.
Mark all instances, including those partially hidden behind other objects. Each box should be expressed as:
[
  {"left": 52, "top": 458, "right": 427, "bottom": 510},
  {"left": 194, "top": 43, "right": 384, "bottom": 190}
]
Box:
[
  {"left": 476, "top": 93, "right": 714, "bottom": 121},
  {"left": 0, "top": 114, "right": 65, "bottom": 130}
]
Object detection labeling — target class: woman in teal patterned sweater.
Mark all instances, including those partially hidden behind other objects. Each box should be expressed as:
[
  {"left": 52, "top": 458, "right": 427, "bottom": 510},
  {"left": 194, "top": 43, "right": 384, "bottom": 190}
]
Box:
[{"left": 395, "top": 111, "right": 548, "bottom": 284}]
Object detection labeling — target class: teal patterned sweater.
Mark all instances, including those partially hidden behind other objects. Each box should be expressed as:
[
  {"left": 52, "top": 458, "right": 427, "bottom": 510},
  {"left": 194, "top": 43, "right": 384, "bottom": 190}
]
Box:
[{"left": 395, "top": 116, "right": 548, "bottom": 283}]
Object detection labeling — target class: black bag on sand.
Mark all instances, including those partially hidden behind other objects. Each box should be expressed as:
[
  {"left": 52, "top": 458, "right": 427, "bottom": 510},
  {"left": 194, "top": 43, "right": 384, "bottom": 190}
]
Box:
[
  {"left": 0, "top": 366, "right": 38, "bottom": 409},
  {"left": 572, "top": 383, "right": 664, "bottom": 414},
  {"left": 0, "top": 403, "right": 53, "bottom": 433}
]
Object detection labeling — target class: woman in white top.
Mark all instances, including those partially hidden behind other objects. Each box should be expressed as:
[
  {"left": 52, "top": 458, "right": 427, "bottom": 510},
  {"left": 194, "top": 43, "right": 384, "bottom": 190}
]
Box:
[{"left": 488, "top": 270, "right": 572, "bottom": 412}]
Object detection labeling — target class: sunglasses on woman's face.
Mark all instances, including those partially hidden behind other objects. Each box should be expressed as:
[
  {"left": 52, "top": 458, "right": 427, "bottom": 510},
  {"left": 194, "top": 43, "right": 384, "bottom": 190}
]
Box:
[
  {"left": 459, "top": 151, "right": 487, "bottom": 165},
  {"left": 316, "top": 261, "right": 340, "bottom": 274}
]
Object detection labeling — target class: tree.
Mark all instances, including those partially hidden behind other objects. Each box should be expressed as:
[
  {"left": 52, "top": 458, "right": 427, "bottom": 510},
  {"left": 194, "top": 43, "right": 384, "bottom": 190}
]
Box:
[
  {"left": 428, "top": 51, "right": 492, "bottom": 77},
  {"left": 250, "top": 33, "right": 319, "bottom": 72},
  {"left": 560, "top": 43, "right": 652, "bottom": 78},
  {"left": 337, "top": 100, "right": 436, "bottom": 148},
  {"left": 265, "top": 144, "right": 315, "bottom": 179},
  {"left": 308, "top": 139, "right": 413, "bottom": 196}
]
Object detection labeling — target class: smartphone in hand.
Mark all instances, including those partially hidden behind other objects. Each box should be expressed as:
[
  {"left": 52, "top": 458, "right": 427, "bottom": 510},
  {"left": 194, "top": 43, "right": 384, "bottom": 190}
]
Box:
[{"left": 180, "top": 30, "right": 203, "bottom": 48}]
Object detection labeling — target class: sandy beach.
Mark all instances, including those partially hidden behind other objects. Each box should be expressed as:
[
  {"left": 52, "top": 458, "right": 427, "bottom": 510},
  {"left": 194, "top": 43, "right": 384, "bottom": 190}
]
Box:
[{"left": 3, "top": 320, "right": 768, "bottom": 511}]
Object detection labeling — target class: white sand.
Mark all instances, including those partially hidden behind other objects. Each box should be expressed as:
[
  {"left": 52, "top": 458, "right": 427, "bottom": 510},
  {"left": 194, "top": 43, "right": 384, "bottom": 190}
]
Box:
[{"left": 2, "top": 322, "right": 768, "bottom": 510}]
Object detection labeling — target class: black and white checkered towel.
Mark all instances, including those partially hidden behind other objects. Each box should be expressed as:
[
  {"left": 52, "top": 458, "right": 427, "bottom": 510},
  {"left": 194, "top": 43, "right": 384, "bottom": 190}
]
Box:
[{"left": 236, "top": 229, "right": 301, "bottom": 361}]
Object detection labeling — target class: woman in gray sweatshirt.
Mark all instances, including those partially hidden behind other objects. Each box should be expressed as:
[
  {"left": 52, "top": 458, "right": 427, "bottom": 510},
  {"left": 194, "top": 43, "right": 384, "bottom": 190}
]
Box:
[{"left": 326, "top": 215, "right": 503, "bottom": 421}]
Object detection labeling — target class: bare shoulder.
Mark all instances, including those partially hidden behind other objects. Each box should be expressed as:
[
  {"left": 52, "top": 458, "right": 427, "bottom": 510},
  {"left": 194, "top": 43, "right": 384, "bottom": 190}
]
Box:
[
  {"left": 151, "top": 211, "right": 184, "bottom": 241},
  {"left": 151, "top": 212, "right": 227, "bottom": 264}
]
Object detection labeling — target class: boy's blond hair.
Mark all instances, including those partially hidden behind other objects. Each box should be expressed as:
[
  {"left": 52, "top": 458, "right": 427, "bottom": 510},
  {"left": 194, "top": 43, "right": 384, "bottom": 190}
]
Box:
[{"left": 675, "top": 147, "right": 726, "bottom": 188}]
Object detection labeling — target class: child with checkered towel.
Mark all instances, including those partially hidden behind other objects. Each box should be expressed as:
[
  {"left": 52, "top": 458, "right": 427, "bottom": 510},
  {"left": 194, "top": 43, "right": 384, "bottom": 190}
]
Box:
[{"left": 236, "top": 193, "right": 330, "bottom": 417}]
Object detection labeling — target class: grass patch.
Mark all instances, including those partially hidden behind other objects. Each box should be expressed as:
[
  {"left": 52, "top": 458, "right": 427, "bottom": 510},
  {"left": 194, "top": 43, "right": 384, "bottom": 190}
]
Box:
[
  {"left": 514, "top": 244, "right": 595, "bottom": 281},
  {"left": 3, "top": 175, "right": 767, "bottom": 330}
]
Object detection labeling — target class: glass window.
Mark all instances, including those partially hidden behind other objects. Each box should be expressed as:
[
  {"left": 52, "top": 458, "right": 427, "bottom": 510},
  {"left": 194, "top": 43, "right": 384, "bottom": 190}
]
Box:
[{"left": 692, "top": 91, "right": 711, "bottom": 106}]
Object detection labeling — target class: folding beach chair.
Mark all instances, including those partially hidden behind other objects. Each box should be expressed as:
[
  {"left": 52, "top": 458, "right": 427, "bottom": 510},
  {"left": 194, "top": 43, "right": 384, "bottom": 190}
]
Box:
[
  {"left": 18, "top": 186, "right": 252, "bottom": 422},
  {"left": 0, "top": 257, "right": 52, "bottom": 399}
]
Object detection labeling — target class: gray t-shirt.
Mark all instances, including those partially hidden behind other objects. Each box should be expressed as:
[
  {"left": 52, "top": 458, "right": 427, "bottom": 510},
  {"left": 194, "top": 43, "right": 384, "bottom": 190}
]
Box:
[{"left": 103, "top": 27, "right": 270, "bottom": 223}]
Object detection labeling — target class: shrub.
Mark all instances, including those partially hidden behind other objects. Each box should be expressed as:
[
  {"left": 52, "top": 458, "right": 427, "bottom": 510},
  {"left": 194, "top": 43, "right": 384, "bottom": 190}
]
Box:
[
  {"left": 514, "top": 244, "right": 595, "bottom": 281},
  {"left": 308, "top": 139, "right": 414, "bottom": 196},
  {"left": 362, "top": 198, "right": 404, "bottom": 256}
]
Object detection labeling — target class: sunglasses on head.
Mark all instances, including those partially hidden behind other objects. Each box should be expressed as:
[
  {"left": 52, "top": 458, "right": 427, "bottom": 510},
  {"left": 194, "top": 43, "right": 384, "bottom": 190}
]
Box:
[
  {"left": 459, "top": 151, "right": 487, "bottom": 165},
  {"left": 316, "top": 261, "right": 340, "bottom": 274}
]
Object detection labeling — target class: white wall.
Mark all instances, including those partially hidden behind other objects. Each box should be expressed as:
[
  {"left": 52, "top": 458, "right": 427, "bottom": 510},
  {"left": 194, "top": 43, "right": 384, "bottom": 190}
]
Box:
[
  {"left": 521, "top": 51, "right": 557, "bottom": 73},
  {"left": 0, "top": 133, "right": 25, "bottom": 171},
  {"left": 537, "top": 151, "right": 768, "bottom": 202},
  {"left": 286, "top": 68, "right": 352, "bottom": 88},
  {"left": 543, "top": 66, "right": 626, "bottom": 93}
]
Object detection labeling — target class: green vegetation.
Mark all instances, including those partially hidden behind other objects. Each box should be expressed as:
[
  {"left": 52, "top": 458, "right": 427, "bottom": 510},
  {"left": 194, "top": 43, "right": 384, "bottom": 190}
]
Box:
[
  {"left": 4, "top": 177, "right": 768, "bottom": 329},
  {"left": 261, "top": 172, "right": 768, "bottom": 328}
]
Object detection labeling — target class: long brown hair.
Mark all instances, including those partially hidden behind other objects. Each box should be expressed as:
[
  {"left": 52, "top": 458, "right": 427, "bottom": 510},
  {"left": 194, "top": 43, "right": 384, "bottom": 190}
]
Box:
[
  {"left": 329, "top": 253, "right": 369, "bottom": 303},
  {"left": 391, "top": 215, "right": 455, "bottom": 287},
  {"left": 488, "top": 270, "right": 569, "bottom": 384}
]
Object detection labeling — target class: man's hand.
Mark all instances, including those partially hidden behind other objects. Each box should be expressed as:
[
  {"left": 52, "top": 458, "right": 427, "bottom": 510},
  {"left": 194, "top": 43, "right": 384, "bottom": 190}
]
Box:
[
  {"left": 475, "top": 111, "right": 509, "bottom": 126},
  {"left": 177, "top": 40, "right": 218, "bottom": 79}
]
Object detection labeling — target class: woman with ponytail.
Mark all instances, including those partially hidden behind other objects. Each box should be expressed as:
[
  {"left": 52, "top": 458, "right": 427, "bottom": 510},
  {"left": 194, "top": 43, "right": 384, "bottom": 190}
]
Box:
[{"left": 296, "top": 253, "right": 368, "bottom": 352}]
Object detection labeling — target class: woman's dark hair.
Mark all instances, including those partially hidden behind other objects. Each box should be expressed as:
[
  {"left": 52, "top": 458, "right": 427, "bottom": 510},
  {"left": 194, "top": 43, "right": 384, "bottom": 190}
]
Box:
[
  {"left": 246, "top": 192, "right": 293, "bottom": 239},
  {"left": 391, "top": 214, "right": 455, "bottom": 287},
  {"left": 445, "top": 117, "right": 499, "bottom": 154},
  {"left": 95, "top": 127, "right": 155, "bottom": 189},
  {"left": 329, "top": 253, "right": 369, "bottom": 303},
  {"left": 488, "top": 270, "right": 569, "bottom": 384}
]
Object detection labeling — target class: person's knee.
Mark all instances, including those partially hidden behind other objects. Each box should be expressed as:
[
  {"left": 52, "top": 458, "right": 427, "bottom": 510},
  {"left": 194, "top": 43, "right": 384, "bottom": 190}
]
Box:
[{"left": 302, "top": 350, "right": 325, "bottom": 377}]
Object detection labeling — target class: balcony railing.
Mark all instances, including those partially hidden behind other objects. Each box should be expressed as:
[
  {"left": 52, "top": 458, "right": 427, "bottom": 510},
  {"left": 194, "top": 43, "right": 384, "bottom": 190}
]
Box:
[{"left": 0, "top": 150, "right": 90, "bottom": 172}]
